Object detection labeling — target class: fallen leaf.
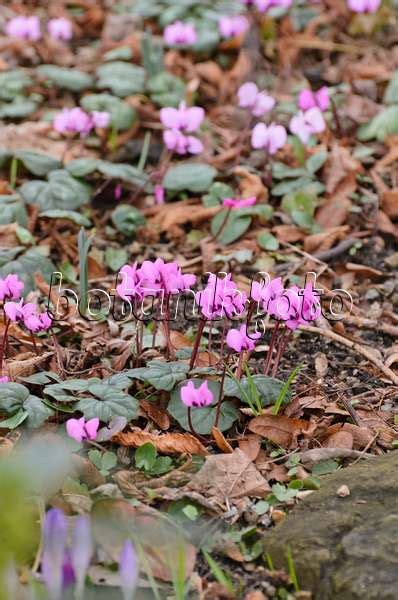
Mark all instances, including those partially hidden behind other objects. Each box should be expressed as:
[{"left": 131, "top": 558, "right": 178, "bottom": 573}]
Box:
[
  {"left": 248, "top": 415, "right": 314, "bottom": 448},
  {"left": 147, "top": 200, "right": 219, "bottom": 233},
  {"left": 0, "top": 223, "right": 19, "bottom": 247},
  {"left": 325, "top": 430, "right": 354, "bottom": 449},
  {"left": 7, "top": 352, "right": 53, "bottom": 379},
  {"left": 324, "top": 143, "right": 362, "bottom": 195},
  {"left": 316, "top": 172, "right": 356, "bottom": 228},
  {"left": 234, "top": 166, "right": 268, "bottom": 202},
  {"left": 238, "top": 434, "right": 261, "bottom": 461},
  {"left": 187, "top": 448, "right": 270, "bottom": 501},
  {"left": 212, "top": 427, "right": 234, "bottom": 453},
  {"left": 381, "top": 190, "right": 398, "bottom": 219},
  {"left": 315, "top": 353, "right": 328, "bottom": 378},
  {"left": 139, "top": 399, "right": 170, "bottom": 431},
  {"left": 113, "top": 430, "right": 208, "bottom": 456}
]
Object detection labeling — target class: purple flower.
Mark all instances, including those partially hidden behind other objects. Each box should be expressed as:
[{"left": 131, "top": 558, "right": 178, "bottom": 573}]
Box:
[
  {"left": 71, "top": 516, "right": 93, "bottom": 597},
  {"left": 238, "top": 82, "right": 275, "bottom": 117},
  {"left": 53, "top": 107, "right": 93, "bottom": 137},
  {"left": 347, "top": 0, "right": 381, "bottom": 12},
  {"left": 5, "top": 16, "right": 41, "bottom": 41},
  {"left": 164, "top": 21, "right": 197, "bottom": 46},
  {"left": 223, "top": 196, "right": 256, "bottom": 209},
  {"left": 42, "top": 509, "right": 68, "bottom": 600},
  {"left": 163, "top": 129, "right": 203, "bottom": 155},
  {"left": 254, "top": 0, "right": 293, "bottom": 11},
  {"left": 226, "top": 324, "right": 261, "bottom": 352},
  {"left": 66, "top": 417, "right": 99, "bottom": 443},
  {"left": 289, "top": 107, "right": 326, "bottom": 144},
  {"left": 181, "top": 380, "right": 214, "bottom": 408},
  {"left": 0, "top": 274, "right": 24, "bottom": 301},
  {"left": 154, "top": 185, "right": 165, "bottom": 205},
  {"left": 251, "top": 122, "right": 287, "bottom": 155},
  {"left": 91, "top": 110, "right": 111, "bottom": 129},
  {"left": 119, "top": 540, "right": 139, "bottom": 600},
  {"left": 219, "top": 15, "right": 249, "bottom": 39},
  {"left": 298, "top": 87, "right": 329, "bottom": 112},
  {"left": 47, "top": 18, "right": 73, "bottom": 41},
  {"left": 0, "top": 376, "right": 9, "bottom": 383}
]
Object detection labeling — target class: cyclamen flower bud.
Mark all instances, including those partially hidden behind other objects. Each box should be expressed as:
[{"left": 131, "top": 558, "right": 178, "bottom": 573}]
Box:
[{"left": 119, "top": 540, "right": 139, "bottom": 600}]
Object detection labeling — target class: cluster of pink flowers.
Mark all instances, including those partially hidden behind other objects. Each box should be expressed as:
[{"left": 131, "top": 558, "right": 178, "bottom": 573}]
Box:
[
  {"left": 53, "top": 108, "right": 111, "bottom": 138},
  {"left": 116, "top": 258, "right": 196, "bottom": 301},
  {"left": 196, "top": 273, "right": 247, "bottom": 320},
  {"left": 160, "top": 102, "right": 205, "bottom": 155},
  {"left": 164, "top": 21, "right": 197, "bottom": 46},
  {"left": 181, "top": 380, "right": 214, "bottom": 408},
  {"left": 219, "top": 15, "right": 249, "bottom": 39},
  {"left": 0, "top": 274, "right": 52, "bottom": 333},
  {"left": 252, "top": 122, "right": 287, "bottom": 155},
  {"left": 347, "top": 0, "right": 381, "bottom": 12},
  {"left": 298, "top": 86, "right": 329, "bottom": 112},
  {"left": 226, "top": 324, "right": 261, "bottom": 352},
  {"left": 251, "top": 277, "right": 321, "bottom": 331},
  {"left": 289, "top": 107, "right": 326, "bottom": 144},
  {"left": 5, "top": 16, "right": 73, "bottom": 42}
]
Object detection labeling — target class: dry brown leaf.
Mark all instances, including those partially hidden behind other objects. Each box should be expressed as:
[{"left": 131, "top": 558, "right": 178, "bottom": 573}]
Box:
[
  {"left": 234, "top": 166, "right": 268, "bottom": 202},
  {"left": 346, "top": 262, "right": 385, "bottom": 279},
  {"left": 324, "top": 143, "right": 362, "bottom": 195},
  {"left": 272, "top": 225, "right": 304, "bottom": 243},
  {"left": 238, "top": 434, "right": 261, "bottom": 461},
  {"left": 212, "top": 427, "right": 234, "bottom": 453},
  {"left": 0, "top": 122, "right": 66, "bottom": 158},
  {"left": 0, "top": 223, "right": 19, "bottom": 248},
  {"left": 376, "top": 210, "right": 398, "bottom": 238},
  {"left": 325, "top": 430, "right": 354, "bottom": 450},
  {"left": 304, "top": 226, "right": 349, "bottom": 254},
  {"left": 187, "top": 448, "right": 270, "bottom": 501},
  {"left": 315, "top": 353, "right": 328, "bottom": 378},
  {"left": 148, "top": 200, "right": 219, "bottom": 232},
  {"left": 382, "top": 189, "right": 398, "bottom": 219},
  {"left": 113, "top": 430, "right": 208, "bottom": 456},
  {"left": 316, "top": 172, "right": 356, "bottom": 228},
  {"left": 248, "top": 415, "right": 314, "bottom": 448},
  {"left": 139, "top": 399, "right": 170, "bottom": 431},
  {"left": 7, "top": 352, "right": 53, "bottom": 379}
]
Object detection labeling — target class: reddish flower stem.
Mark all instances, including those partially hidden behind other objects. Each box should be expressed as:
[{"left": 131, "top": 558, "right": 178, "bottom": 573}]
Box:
[
  {"left": 213, "top": 363, "right": 227, "bottom": 430},
  {"left": 0, "top": 318, "right": 10, "bottom": 374},
  {"left": 271, "top": 329, "right": 293, "bottom": 378},
  {"left": 189, "top": 319, "right": 206, "bottom": 370},
  {"left": 264, "top": 320, "right": 280, "bottom": 375}
]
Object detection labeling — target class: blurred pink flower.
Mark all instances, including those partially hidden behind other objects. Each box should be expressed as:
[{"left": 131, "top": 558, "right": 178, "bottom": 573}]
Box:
[
  {"left": 91, "top": 110, "right": 111, "bottom": 128},
  {"left": 347, "top": 0, "right": 381, "bottom": 12},
  {"left": 219, "top": 15, "right": 249, "bottom": 38},
  {"left": 114, "top": 183, "right": 123, "bottom": 200},
  {"left": 251, "top": 122, "right": 287, "bottom": 154},
  {"left": 226, "top": 324, "right": 261, "bottom": 352},
  {"left": 47, "top": 17, "right": 73, "bottom": 41},
  {"left": 289, "top": 107, "right": 326, "bottom": 143},
  {"left": 223, "top": 197, "right": 256, "bottom": 209},
  {"left": 298, "top": 86, "right": 329, "bottom": 112},
  {"left": 0, "top": 274, "right": 24, "bottom": 301},
  {"left": 181, "top": 380, "right": 214, "bottom": 408},
  {"left": 238, "top": 82, "right": 275, "bottom": 117},
  {"left": 53, "top": 107, "right": 93, "bottom": 137},
  {"left": 253, "top": 0, "right": 293, "bottom": 11},
  {"left": 66, "top": 417, "right": 99, "bottom": 443},
  {"left": 5, "top": 16, "right": 41, "bottom": 41},
  {"left": 154, "top": 185, "right": 165, "bottom": 205},
  {"left": 163, "top": 129, "right": 203, "bottom": 155},
  {"left": 164, "top": 21, "right": 197, "bottom": 46},
  {"left": 160, "top": 102, "right": 204, "bottom": 133},
  {"left": 0, "top": 376, "right": 9, "bottom": 383}
]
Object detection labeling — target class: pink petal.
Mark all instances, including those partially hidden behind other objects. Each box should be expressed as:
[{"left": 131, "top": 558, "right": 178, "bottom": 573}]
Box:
[
  {"left": 238, "top": 82, "right": 259, "bottom": 108},
  {"left": 160, "top": 107, "right": 180, "bottom": 130},
  {"left": 252, "top": 92, "right": 275, "bottom": 117},
  {"left": 183, "top": 107, "right": 205, "bottom": 132},
  {"left": 84, "top": 418, "right": 100, "bottom": 440},
  {"left": 186, "top": 135, "right": 203, "bottom": 155},
  {"left": 268, "top": 124, "right": 287, "bottom": 154},
  {"left": 251, "top": 122, "right": 269, "bottom": 149},
  {"left": 298, "top": 89, "right": 316, "bottom": 111},
  {"left": 226, "top": 328, "right": 244, "bottom": 352},
  {"left": 66, "top": 418, "right": 85, "bottom": 443},
  {"left": 306, "top": 107, "right": 326, "bottom": 133},
  {"left": 315, "top": 86, "right": 330, "bottom": 111}
]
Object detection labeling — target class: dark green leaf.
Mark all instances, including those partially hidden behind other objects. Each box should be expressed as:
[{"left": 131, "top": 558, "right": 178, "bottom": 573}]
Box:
[
  {"left": 38, "top": 65, "right": 93, "bottom": 91},
  {"left": 224, "top": 375, "right": 290, "bottom": 407},
  {"left": 96, "top": 62, "right": 146, "bottom": 97},
  {"left": 163, "top": 164, "right": 216, "bottom": 193},
  {"left": 126, "top": 360, "right": 189, "bottom": 391},
  {"left": 111, "top": 204, "right": 145, "bottom": 236}
]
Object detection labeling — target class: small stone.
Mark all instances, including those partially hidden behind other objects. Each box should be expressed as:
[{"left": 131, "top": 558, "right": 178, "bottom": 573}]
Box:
[{"left": 337, "top": 485, "right": 350, "bottom": 497}]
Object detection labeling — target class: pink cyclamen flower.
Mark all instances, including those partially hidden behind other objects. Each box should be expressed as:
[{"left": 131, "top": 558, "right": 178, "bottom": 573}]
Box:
[
  {"left": 0, "top": 274, "right": 24, "bottom": 301},
  {"left": 114, "top": 183, "right": 123, "bottom": 200},
  {"left": 4, "top": 300, "right": 52, "bottom": 332},
  {"left": 347, "top": 0, "right": 381, "bottom": 12},
  {"left": 5, "top": 16, "right": 41, "bottom": 41},
  {"left": 163, "top": 129, "right": 203, "bottom": 155},
  {"left": 0, "top": 376, "right": 9, "bottom": 383},
  {"left": 298, "top": 87, "right": 329, "bottom": 112},
  {"left": 66, "top": 417, "right": 99, "bottom": 443},
  {"left": 91, "top": 111, "right": 111, "bottom": 129},
  {"left": 119, "top": 541, "right": 138, "bottom": 600},
  {"left": 181, "top": 380, "right": 214, "bottom": 408},
  {"left": 289, "top": 107, "right": 326, "bottom": 144},
  {"left": 238, "top": 82, "right": 275, "bottom": 118},
  {"left": 160, "top": 102, "right": 204, "bottom": 133},
  {"left": 53, "top": 107, "right": 93, "bottom": 137},
  {"left": 252, "top": 122, "right": 287, "bottom": 155},
  {"left": 164, "top": 21, "right": 197, "bottom": 46},
  {"left": 219, "top": 15, "right": 249, "bottom": 39},
  {"left": 196, "top": 273, "right": 247, "bottom": 320},
  {"left": 47, "top": 18, "right": 73, "bottom": 41},
  {"left": 226, "top": 324, "right": 261, "bottom": 352},
  {"left": 223, "top": 197, "right": 256, "bottom": 209}
]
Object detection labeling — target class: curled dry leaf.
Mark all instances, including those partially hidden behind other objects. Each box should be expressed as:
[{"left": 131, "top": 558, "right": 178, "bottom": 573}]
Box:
[
  {"left": 325, "top": 430, "right": 354, "bottom": 450},
  {"left": 238, "top": 434, "right": 261, "bottom": 462},
  {"left": 112, "top": 430, "right": 208, "bottom": 456},
  {"left": 234, "top": 166, "right": 268, "bottom": 202},
  {"left": 7, "top": 352, "right": 53, "bottom": 379},
  {"left": 212, "top": 426, "right": 234, "bottom": 453},
  {"left": 187, "top": 448, "right": 270, "bottom": 502},
  {"left": 248, "top": 415, "right": 315, "bottom": 449},
  {"left": 148, "top": 200, "right": 219, "bottom": 233},
  {"left": 139, "top": 399, "right": 170, "bottom": 431}
]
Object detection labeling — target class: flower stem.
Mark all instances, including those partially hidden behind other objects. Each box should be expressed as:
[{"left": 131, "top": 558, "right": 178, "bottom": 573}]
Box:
[
  {"left": 189, "top": 319, "right": 206, "bottom": 370},
  {"left": 213, "top": 363, "right": 227, "bottom": 430},
  {"left": 271, "top": 329, "right": 293, "bottom": 378},
  {"left": 213, "top": 207, "right": 232, "bottom": 242},
  {"left": 264, "top": 320, "right": 280, "bottom": 375},
  {"left": 0, "top": 318, "right": 10, "bottom": 373}
]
